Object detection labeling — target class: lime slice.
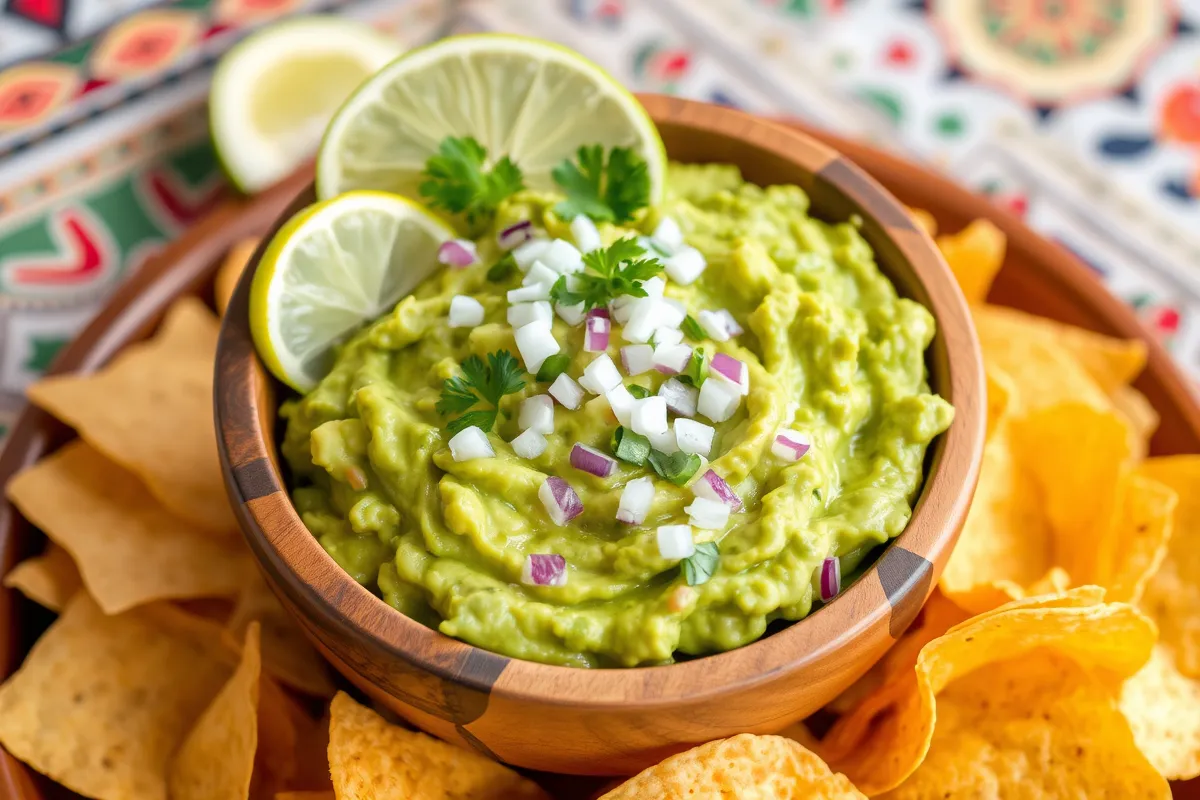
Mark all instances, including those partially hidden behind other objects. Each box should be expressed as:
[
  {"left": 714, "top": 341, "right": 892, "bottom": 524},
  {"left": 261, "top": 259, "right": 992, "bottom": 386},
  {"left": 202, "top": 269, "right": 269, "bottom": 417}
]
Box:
[
  {"left": 316, "top": 33, "right": 666, "bottom": 204},
  {"left": 211, "top": 16, "right": 402, "bottom": 193},
  {"left": 250, "top": 191, "right": 453, "bottom": 391}
]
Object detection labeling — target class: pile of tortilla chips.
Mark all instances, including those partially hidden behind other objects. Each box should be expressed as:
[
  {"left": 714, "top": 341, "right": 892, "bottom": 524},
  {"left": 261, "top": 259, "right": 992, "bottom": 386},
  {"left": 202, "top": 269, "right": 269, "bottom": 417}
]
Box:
[{"left": 0, "top": 216, "right": 1197, "bottom": 800}]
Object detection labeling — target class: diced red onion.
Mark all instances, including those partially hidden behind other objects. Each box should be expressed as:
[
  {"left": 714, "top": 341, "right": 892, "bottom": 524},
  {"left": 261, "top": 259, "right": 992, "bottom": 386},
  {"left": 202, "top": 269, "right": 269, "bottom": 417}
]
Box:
[
  {"left": 510, "top": 428, "right": 547, "bottom": 459},
  {"left": 585, "top": 316, "right": 611, "bottom": 353},
  {"left": 522, "top": 553, "right": 567, "bottom": 586},
  {"left": 772, "top": 428, "right": 811, "bottom": 462},
  {"left": 685, "top": 497, "right": 730, "bottom": 530},
  {"left": 659, "top": 377, "right": 698, "bottom": 418},
  {"left": 630, "top": 396, "right": 668, "bottom": 437},
  {"left": 656, "top": 525, "right": 695, "bottom": 560},
  {"left": 570, "top": 443, "right": 617, "bottom": 478},
  {"left": 448, "top": 426, "right": 494, "bottom": 462},
  {"left": 820, "top": 556, "right": 841, "bottom": 601},
  {"left": 697, "top": 376, "right": 742, "bottom": 423},
  {"left": 539, "top": 476, "right": 583, "bottom": 525},
  {"left": 448, "top": 295, "right": 484, "bottom": 328},
  {"left": 617, "top": 476, "right": 655, "bottom": 525},
  {"left": 652, "top": 343, "right": 692, "bottom": 375},
  {"left": 548, "top": 374, "right": 584, "bottom": 409},
  {"left": 437, "top": 239, "right": 478, "bottom": 268},
  {"left": 497, "top": 220, "right": 534, "bottom": 250},
  {"left": 691, "top": 469, "right": 742, "bottom": 511},
  {"left": 587, "top": 307, "right": 610, "bottom": 320},
  {"left": 674, "top": 418, "right": 714, "bottom": 456},
  {"left": 620, "top": 344, "right": 655, "bottom": 376},
  {"left": 710, "top": 352, "right": 749, "bottom": 392}
]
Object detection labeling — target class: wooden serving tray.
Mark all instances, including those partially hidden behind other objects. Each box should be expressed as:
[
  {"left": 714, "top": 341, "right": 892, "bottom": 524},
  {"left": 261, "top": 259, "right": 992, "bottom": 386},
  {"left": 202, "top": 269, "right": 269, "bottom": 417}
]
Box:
[{"left": 0, "top": 124, "right": 1197, "bottom": 799}]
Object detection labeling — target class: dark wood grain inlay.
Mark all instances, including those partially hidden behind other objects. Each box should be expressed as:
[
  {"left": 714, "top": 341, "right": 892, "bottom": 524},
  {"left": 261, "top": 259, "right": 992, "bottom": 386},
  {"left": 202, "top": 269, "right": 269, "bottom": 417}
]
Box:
[
  {"left": 456, "top": 724, "right": 504, "bottom": 761},
  {"left": 233, "top": 456, "right": 281, "bottom": 501},
  {"left": 876, "top": 545, "right": 933, "bottom": 638},
  {"left": 815, "top": 157, "right": 916, "bottom": 231}
]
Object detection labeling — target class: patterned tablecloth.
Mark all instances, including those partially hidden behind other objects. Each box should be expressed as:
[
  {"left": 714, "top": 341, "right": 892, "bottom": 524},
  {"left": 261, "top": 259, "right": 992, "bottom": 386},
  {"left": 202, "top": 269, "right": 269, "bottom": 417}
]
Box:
[{"left": 1, "top": 0, "right": 1197, "bottom": 445}]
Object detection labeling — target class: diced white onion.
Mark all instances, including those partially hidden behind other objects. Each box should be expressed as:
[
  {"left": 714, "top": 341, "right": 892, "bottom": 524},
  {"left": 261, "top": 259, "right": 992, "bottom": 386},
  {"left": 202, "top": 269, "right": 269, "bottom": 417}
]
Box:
[
  {"left": 569, "top": 216, "right": 602, "bottom": 253},
  {"left": 540, "top": 239, "right": 584, "bottom": 274},
  {"left": 652, "top": 327, "right": 684, "bottom": 347},
  {"left": 714, "top": 309, "right": 743, "bottom": 337},
  {"left": 685, "top": 497, "right": 730, "bottom": 530},
  {"left": 659, "top": 378, "right": 699, "bottom": 418},
  {"left": 518, "top": 395, "right": 555, "bottom": 434},
  {"left": 555, "top": 302, "right": 587, "bottom": 326},
  {"left": 508, "top": 283, "right": 551, "bottom": 303},
  {"left": 617, "top": 477, "right": 655, "bottom": 525},
  {"left": 510, "top": 428, "right": 548, "bottom": 459},
  {"left": 630, "top": 396, "right": 668, "bottom": 437},
  {"left": 772, "top": 428, "right": 812, "bottom": 462},
  {"left": 692, "top": 469, "right": 743, "bottom": 511},
  {"left": 697, "top": 309, "right": 735, "bottom": 342},
  {"left": 548, "top": 373, "right": 585, "bottom": 409},
  {"left": 674, "top": 418, "right": 714, "bottom": 456},
  {"left": 620, "top": 344, "right": 655, "bottom": 376},
  {"left": 513, "top": 239, "right": 550, "bottom": 271},
  {"left": 515, "top": 319, "right": 559, "bottom": 374},
  {"left": 539, "top": 476, "right": 583, "bottom": 526},
  {"left": 523, "top": 261, "right": 558, "bottom": 287},
  {"left": 697, "top": 377, "right": 742, "bottom": 423},
  {"left": 610, "top": 295, "right": 635, "bottom": 324},
  {"left": 448, "top": 426, "right": 493, "bottom": 461},
  {"left": 508, "top": 300, "right": 552, "bottom": 328},
  {"left": 448, "top": 295, "right": 484, "bottom": 328},
  {"left": 521, "top": 553, "right": 567, "bottom": 586},
  {"left": 623, "top": 296, "right": 683, "bottom": 343},
  {"left": 656, "top": 525, "right": 695, "bottom": 560},
  {"left": 641, "top": 276, "right": 666, "bottom": 298},
  {"left": 652, "top": 343, "right": 692, "bottom": 376},
  {"left": 648, "top": 427, "right": 679, "bottom": 454},
  {"left": 651, "top": 217, "right": 684, "bottom": 254},
  {"left": 663, "top": 246, "right": 706, "bottom": 285},
  {"left": 605, "top": 384, "right": 636, "bottom": 426},
  {"left": 579, "top": 354, "right": 622, "bottom": 395}
]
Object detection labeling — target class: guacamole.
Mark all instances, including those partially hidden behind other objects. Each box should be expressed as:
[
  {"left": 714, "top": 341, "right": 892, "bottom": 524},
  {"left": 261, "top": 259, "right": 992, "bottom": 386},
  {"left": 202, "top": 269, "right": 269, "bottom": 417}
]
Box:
[{"left": 281, "top": 163, "right": 954, "bottom": 668}]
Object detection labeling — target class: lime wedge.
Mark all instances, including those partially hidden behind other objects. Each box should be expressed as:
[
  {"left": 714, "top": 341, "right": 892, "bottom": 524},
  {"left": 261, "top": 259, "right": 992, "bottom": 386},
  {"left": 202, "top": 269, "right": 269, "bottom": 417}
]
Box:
[
  {"left": 211, "top": 16, "right": 402, "bottom": 193},
  {"left": 249, "top": 191, "right": 453, "bottom": 391},
  {"left": 316, "top": 33, "right": 666, "bottom": 205}
]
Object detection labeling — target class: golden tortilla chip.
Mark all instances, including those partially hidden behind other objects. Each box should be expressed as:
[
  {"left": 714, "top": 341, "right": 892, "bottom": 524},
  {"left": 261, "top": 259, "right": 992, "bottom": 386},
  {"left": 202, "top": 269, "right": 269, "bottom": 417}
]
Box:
[
  {"left": 284, "top": 704, "right": 332, "bottom": 792},
  {"left": 908, "top": 208, "right": 936, "bottom": 237},
  {"left": 1104, "top": 474, "right": 1175, "bottom": 604},
  {"left": 5, "top": 441, "right": 249, "bottom": 614},
  {"left": 600, "top": 734, "right": 865, "bottom": 799},
  {"left": 878, "top": 651, "right": 1169, "bottom": 799},
  {"left": 1113, "top": 385, "right": 1160, "bottom": 447},
  {"left": 252, "top": 676, "right": 300, "bottom": 798},
  {"left": 170, "top": 623, "right": 262, "bottom": 800},
  {"left": 1138, "top": 455, "right": 1200, "bottom": 678},
  {"left": 275, "top": 793, "right": 335, "bottom": 800},
  {"left": 216, "top": 238, "right": 261, "bottom": 316},
  {"left": 26, "top": 297, "right": 237, "bottom": 534},
  {"left": 983, "top": 365, "right": 1014, "bottom": 441},
  {"left": 820, "top": 590, "right": 1155, "bottom": 795},
  {"left": 1120, "top": 644, "right": 1200, "bottom": 780},
  {"left": 229, "top": 574, "right": 336, "bottom": 697},
  {"left": 936, "top": 218, "right": 1004, "bottom": 304},
  {"left": 328, "top": 692, "right": 550, "bottom": 800},
  {"left": 3, "top": 543, "right": 80, "bottom": 611},
  {"left": 0, "top": 594, "right": 232, "bottom": 800}
]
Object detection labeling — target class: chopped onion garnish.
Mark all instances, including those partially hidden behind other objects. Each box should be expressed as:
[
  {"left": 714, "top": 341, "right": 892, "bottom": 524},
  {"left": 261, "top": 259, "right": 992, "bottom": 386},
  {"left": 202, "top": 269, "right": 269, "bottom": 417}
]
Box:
[
  {"left": 656, "top": 525, "right": 695, "bottom": 560},
  {"left": 642, "top": 276, "right": 666, "bottom": 298},
  {"left": 522, "top": 553, "right": 567, "bottom": 586},
  {"left": 523, "top": 261, "right": 558, "bottom": 287},
  {"left": 513, "top": 239, "right": 550, "bottom": 271},
  {"left": 548, "top": 373, "right": 585, "bottom": 409},
  {"left": 510, "top": 428, "right": 547, "bottom": 459},
  {"left": 555, "top": 302, "right": 587, "bottom": 326},
  {"left": 579, "top": 354, "right": 622, "bottom": 394},
  {"left": 714, "top": 309, "right": 743, "bottom": 337},
  {"left": 710, "top": 352, "right": 749, "bottom": 394},
  {"left": 620, "top": 344, "right": 655, "bottom": 376},
  {"left": 697, "top": 375, "right": 741, "bottom": 422},
  {"left": 617, "top": 476, "right": 655, "bottom": 525},
  {"left": 652, "top": 343, "right": 692, "bottom": 375},
  {"left": 621, "top": 297, "right": 669, "bottom": 343},
  {"left": 605, "top": 384, "right": 636, "bottom": 427},
  {"left": 585, "top": 316, "right": 611, "bottom": 353},
  {"left": 820, "top": 556, "right": 841, "bottom": 601},
  {"left": 508, "top": 300, "right": 552, "bottom": 328},
  {"left": 438, "top": 239, "right": 478, "bottom": 268},
  {"left": 448, "top": 426, "right": 493, "bottom": 462},
  {"left": 652, "top": 326, "right": 684, "bottom": 347},
  {"left": 651, "top": 217, "right": 684, "bottom": 254},
  {"left": 658, "top": 377, "right": 699, "bottom": 418},
  {"left": 539, "top": 476, "right": 583, "bottom": 526},
  {"left": 692, "top": 469, "right": 742, "bottom": 511},
  {"left": 697, "top": 309, "right": 742, "bottom": 342},
  {"left": 663, "top": 246, "right": 706, "bottom": 285},
  {"left": 685, "top": 497, "right": 730, "bottom": 530},
  {"left": 570, "top": 215, "right": 602, "bottom": 254},
  {"left": 448, "top": 295, "right": 484, "bottom": 328},
  {"left": 587, "top": 307, "right": 611, "bottom": 321},
  {"left": 570, "top": 443, "right": 617, "bottom": 478},
  {"left": 630, "top": 396, "right": 668, "bottom": 437},
  {"left": 514, "top": 319, "right": 559, "bottom": 374},
  {"left": 610, "top": 295, "right": 634, "bottom": 324},
  {"left": 508, "top": 283, "right": 551, "bottom": 303},
  {"left": 540, "top": 239, "right": 584, "bottom": 274},
  {"left": 497, "top": 220, "right": 534, "bottom": 250},
  {"left": 674, "top": 418, "right": 714, "bottom": 456},
  {"left": 518, "top": 395, "right": 554, "bottom": 434},
  {"left": 648, "top": 427, "right": 679, "bottom": 454},
  {"left": 772, "top": 428, "right": 811, "bottom": 462}
]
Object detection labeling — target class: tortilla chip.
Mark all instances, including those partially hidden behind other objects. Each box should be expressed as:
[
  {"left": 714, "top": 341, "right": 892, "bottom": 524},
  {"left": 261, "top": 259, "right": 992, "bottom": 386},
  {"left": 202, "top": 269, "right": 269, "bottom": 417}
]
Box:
[
  {"left": 983, "top": 365, "right": 1014, "bottom": 441},
  {"left": 1138, "top": 455, "right": 1200, "bottom": 677},
  {"left": 1104, "top": 474, "right": 1175, "bottom": 604},
  {"left": 26, "top": 297, "right": 237, "bottom": 534},
  {"left": 820, "top": 590, "right": 1155, "bottom": 794},
  {"left": 0, "top": 594, "right": 232, "bottom": 800},
  {"left": 275, "top": 793, "right": 335, "bottom": 800},
  {"left": 878, "top": 651, "right": 1170, "bottom": 799},
  {"left": 1120, "top": 644, "right": 1200, "bottom": 780},
  {"left": 3, "top": 543, "right": 81, "bottom": 611},
  {"left": 908, "top": 208, "right": 936, "bottom": 237},
  {"left": 253, "top": 674, "right": 299, "bottom": 799},
  {"left": 216, "top": 238, "right": 261, "bottom": 316},
  {"left": 328, "top": 692, "right": 550, "bottom": 800},
  {"left": 170, "top": 623, "right": 261, "bottom": 800},
  {"left": 229, "top": 574, "right": 336, "bottom": 697},
  {"left": 1113, "top": 384, "right": 1159, "bottom": 445},
  {"left": 600, "top": 734, "right": 865, "bottom": 799},
  {"left": 936, "top": 218, "right": 1005, "bottom": 304},
  {"left": 5, "top": 441, "right": 249, "bottom": 614}
]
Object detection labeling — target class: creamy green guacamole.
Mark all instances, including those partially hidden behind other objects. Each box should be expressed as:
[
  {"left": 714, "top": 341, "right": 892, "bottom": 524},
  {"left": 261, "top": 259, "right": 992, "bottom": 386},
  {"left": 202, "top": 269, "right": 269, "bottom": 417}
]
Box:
[{"left": 281, "top": 163, "right": 954, "bottom": 668}]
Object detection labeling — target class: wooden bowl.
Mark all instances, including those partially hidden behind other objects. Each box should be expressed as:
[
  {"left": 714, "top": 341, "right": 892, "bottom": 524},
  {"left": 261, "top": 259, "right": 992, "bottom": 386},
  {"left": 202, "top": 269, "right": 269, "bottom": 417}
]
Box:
[{"left": 212, "top": 95, "right": 985, "bottom": 775}]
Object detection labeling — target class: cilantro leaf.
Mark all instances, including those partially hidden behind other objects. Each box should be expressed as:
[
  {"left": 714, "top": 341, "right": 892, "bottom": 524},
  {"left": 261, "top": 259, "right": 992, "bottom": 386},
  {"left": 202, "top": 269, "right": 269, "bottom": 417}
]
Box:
[
  {"left": 437, "top": 349, "right": 526, "bottom": 433},
  {"left": 551, "top": 237, "right": 665, "bottom": 310},
  {"left": 682, "top": 541, "right": 719, "bottom": 586},
  {"left": 552, "top": 145, "right": 651, "bottom": 223},
  {"left": 420, "top": 137, "right": 524, "bottom": 230}
]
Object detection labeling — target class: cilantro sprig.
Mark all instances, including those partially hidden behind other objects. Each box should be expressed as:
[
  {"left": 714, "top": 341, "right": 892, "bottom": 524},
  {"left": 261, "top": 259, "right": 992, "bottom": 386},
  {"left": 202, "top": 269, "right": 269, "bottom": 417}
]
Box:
[
  {"left": 549, "top": 237, "right": 663, "bottom": 311},
  {"left": 436, "top": 350, "right": 526, "bottom": 434},
  {"left": 552, "top": 145, "right": 651, "bottom": 223},
  {"left": 420, "top": 137, "right": 524, "bottom": 230},
  {"left": 682, "top": 542, "right": 719, "bottom": 586}
]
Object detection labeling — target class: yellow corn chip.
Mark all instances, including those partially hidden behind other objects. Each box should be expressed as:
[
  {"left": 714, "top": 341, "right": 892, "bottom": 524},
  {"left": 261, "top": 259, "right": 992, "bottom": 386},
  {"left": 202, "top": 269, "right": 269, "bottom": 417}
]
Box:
[
  {"left": 275, "top": 793, "right": 335, "bottom": 800},
  {"left": 26, "top": 297, "right": 236, "bottom": 534},
  {"left": 878, "top": 651, "right": 1169, "bottom": 799},
  {"left": 984, "top": 365, "right": 1014, "bottom": 441},
  {"left": 170, "top": 623, "right": 262, "bottom": 800},
  {"left": 1104, "top": 474, "right": 1175, "bottom": 604},
  {"left": 1113, "top": 385, "right": 1160, "bottom": 446},
  {"left": 3, "top": 543, "right": 80, "bottom": 611},
  {"left": 820, "top": 590, "right": 1155, "bottom": 794},
  {"left": 936, "top": 218, "right": 1005, "bottom": 304},
  {"left": 229, "top": 574, "right": 336, "bottom": 697},
  {"left": 1120, "top": 644, "right": 1200, "bottom": 780},
  {"left": 328, "top": 692, "right": 550, "bottom": 800},
  {"left": 0, "top": 594, "right": 232, "bottom": 800},
  {"left": 216, "top": 238, "right": 261, "bottom": 316},
  {"left": 252, "top": 675, "right": 301, "bottom": 798},
  {"left": 5, "top": 441, "right": 249, "bottom": 614},
  {"left": 600, "top": 734, "right": 865, "bottom": 799}
]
